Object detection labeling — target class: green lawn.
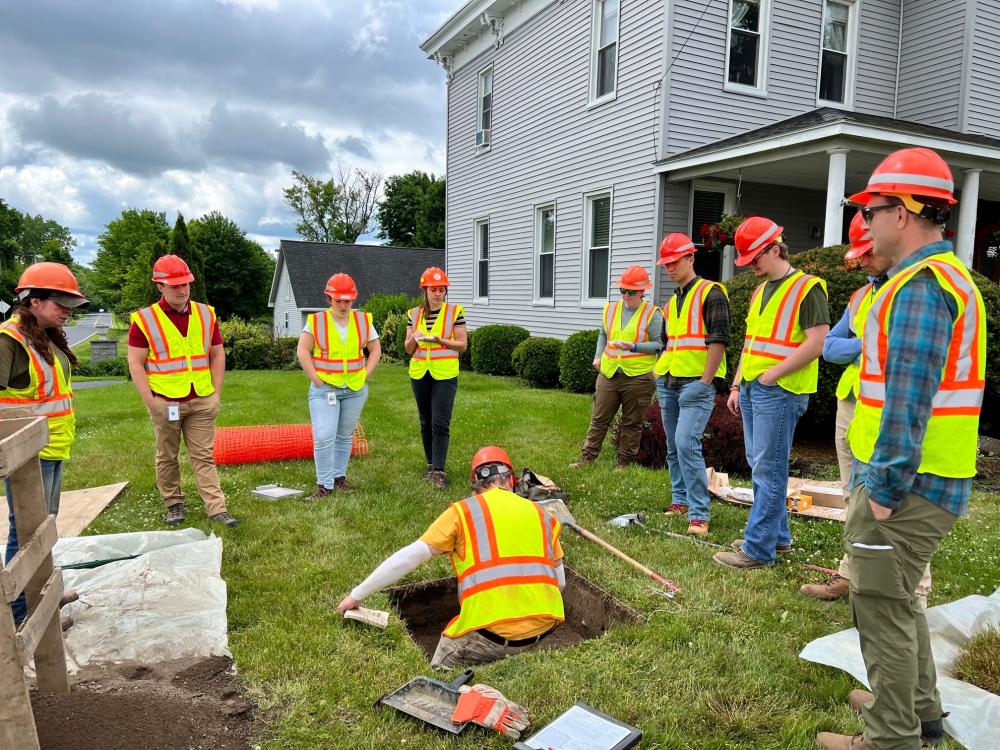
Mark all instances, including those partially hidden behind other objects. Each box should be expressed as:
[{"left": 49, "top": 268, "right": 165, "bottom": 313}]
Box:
[{"left": 70, "top": 366, "right": 999, "bottom": 749}]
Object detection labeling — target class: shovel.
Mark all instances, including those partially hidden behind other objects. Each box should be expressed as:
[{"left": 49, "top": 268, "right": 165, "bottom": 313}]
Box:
[
  {"left": 536, "top": 498, "right": 680, "bottom": 595},
  {"left": 377, "top": 670, "right": 474, "bottom": 733}
]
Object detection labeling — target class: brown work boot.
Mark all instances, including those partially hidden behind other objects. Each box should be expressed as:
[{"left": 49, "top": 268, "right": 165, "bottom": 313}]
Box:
[
  {"left": 334, "top": 477, "right": 353, "bottom": 493},
  {"left": 847, "top": 691, "right": 946, "bottom": 746},
  {"left": 686, "top": 519, "right": 709, "bottom": 536},
  {"left": 422, "top": 464, "right": 434, "bottom": 481},
  {"left": 60, "top": 590, "right": 79, "bottom": 608},
  {"left": 569, "top": 456, "right": 595, "bottom": 469},
  {"left": 816, "top": 733, "right": 871, "bottom": 750},
  {"left": 800, "top": 574, "right": 850, "bottom": 601},
  {"left": 848, "top": 689, "right": 874, "bottom": 713},
  {"left": 429, "top": 470, "right": 447, "bottom": 490},
  {"left": 713, "top": 549, "right": 773, "bottom": 569},
  {"left": 301, "top": 485, "right": 332, "bottom": 503},
  {"left": 731, "top": 538, "right": 793, "bottom": 554},
  {"left": 664, "top": 503, "right": 688, "bottom": 516}
]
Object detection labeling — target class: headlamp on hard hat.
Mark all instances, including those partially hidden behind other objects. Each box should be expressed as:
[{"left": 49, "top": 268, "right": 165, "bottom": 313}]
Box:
[{"left": 474, "top": 462, "right": 511, "bottom": 482}]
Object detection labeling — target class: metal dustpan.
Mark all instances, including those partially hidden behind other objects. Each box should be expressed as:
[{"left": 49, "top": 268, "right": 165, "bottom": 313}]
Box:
[{"left": 377, "top": 669, "right": 473, "bottom": 733}]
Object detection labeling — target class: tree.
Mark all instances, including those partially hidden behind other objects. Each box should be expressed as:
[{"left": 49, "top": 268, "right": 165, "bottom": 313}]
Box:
[
  {"left": 19, "top": 214, "right": 76, "bottom": 266},
  {"left": 120, "top": 238, "right": 167, "bottom": 312},
  {"left": 188, "top": 211, "right": 275, "bottom": 320},
  {"left": 170, "top": 214, "right": 207, "bottom": 302},
  {"left": 376, "top": 171, "right": 446, "bottom": 248},
  {"left": 0, "top": 199, "right": 24, "bottom": 301},
  {"left": 283, "top": 166, "right": 382, "bottom": 244},
  {"left": 92, "top": 209, "right": 170, "bottom": 314}
]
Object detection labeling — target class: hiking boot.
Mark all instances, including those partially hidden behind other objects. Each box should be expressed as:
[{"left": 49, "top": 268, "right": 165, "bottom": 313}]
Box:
[
  {"left": 801, "top": 574, "right": 850, "bottom": 601},
  {"left": 613, "top": 461, "right": 631, "bottom": 472},
  {"left": 731, "top": 539, "right": 793, "bottom": 554},
  {"left": 210, "top": 512, "right": 240, "bottom": 528},
  {"left": 713, "top": 549, "right": 773, "bottom": 569},
  {"left": 816, "top": 734, "right": 871, "bottom": 750},
  {"left": 334, "top": 477, "right": 353, "bottom": 493},
  {"left": 430, "top": 470, "right": 447, "bottom": 490},
  {"left": 422, "top": 464, "right": 434, "bottom": 481},
  {"left": 60, "top": 590, "right": 79, "bottom": 608},
  {"left": 301, "top": 485, "right": 333, "bottom": 503},
  {"left": 848, "top": 690, "right": 946, "bottom": 746},
  {"left": 164, "top": 503, "right": 186, "bottom": 525},
  {"left": 664, "top": 503, "right": 688, "bottom": 516},
  {"left": 686, "top": 520, "right": 709, "bottom": 536},
  {"left": 568, "top": 456, "right": 595, "bottom": 469}
]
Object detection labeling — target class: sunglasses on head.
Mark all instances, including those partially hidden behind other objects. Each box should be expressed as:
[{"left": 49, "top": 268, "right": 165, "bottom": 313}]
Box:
[{"left": 619, "top": 288, "right": 642, "bottom": 296}]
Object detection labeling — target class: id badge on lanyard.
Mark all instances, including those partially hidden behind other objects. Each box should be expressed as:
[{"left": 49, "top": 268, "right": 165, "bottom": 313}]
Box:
[
  {"left": 167, "top": 403, "right": 181, "bottom": 421},
  {"left": 327, "top": 391, "right": 337, "bottom": 406}
]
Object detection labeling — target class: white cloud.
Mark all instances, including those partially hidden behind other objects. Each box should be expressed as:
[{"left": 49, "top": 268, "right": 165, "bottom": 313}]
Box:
[{"left": 0, "top": 164, "right": 89, "bottom": 224}]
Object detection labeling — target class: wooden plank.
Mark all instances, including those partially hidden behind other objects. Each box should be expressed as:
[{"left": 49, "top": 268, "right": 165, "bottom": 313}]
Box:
[
  {"left": 0, "top": 516, "right": 58, "bottom": 602},
  {"left": 0, "top": 417, "right": 49, "bottom": 477},
  {"left": 706, "top": 467, "right": 848, "bottom": 524},
  {"left": 0, "top": 600, "right": 41, "bottom": 750},
  {"left": 0, "top": 482, "right": 129, "bottom": 543},
  {"left": 15, "top": 568, "right": 64, "bottom": 667}
]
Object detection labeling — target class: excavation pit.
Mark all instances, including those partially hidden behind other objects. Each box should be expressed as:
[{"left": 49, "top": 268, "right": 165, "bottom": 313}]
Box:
[{"left": 386, "top": 567, "right": 642, "bottom": 660}]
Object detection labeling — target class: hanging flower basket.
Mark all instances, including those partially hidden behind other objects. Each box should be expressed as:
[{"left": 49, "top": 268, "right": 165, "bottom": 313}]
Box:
[{"left": 699, "top": 213, "right": 745, "bottom": 253}]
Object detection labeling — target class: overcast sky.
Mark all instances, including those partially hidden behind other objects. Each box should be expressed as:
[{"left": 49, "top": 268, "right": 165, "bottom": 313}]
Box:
[{"left": 0, "top": 0, "right": 455, "bottom": 263}]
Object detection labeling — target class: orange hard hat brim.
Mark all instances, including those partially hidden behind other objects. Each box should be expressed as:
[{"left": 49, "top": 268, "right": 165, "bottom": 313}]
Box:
[
  {"left": 844, "top": 242, "right": 873, "bottom": 259},
  {"left": 656, "top": 249, "right": 694, "bottom": 265},
  {"left": 734, "top": 249, "right": 763, "bottom": 268}
]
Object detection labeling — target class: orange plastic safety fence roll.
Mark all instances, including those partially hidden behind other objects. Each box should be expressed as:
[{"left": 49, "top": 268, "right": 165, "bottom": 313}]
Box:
[{"left": 213, "top": 423, "right": 369, "bottom": 465}]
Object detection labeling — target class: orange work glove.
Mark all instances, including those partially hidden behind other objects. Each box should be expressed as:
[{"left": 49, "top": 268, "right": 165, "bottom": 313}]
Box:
[{"left": 451, "top": 684, "right": 531, "bottom": 740}]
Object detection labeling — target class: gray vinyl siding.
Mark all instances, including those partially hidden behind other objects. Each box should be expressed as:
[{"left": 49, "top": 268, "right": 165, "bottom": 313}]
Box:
[
  {"left": 444, "top": 0, "right": 665, "bottom": 339},
  {"left": 738, "top": 182, "right": 829, "bottom": 251},
  {"left": 271, "top": 262, "right": 302, "bottom": 338},
  {"left": 966, "top": 0, "right": 1000, "bottom": 138},
  {"left": 655, "top": 180, "right": 694, "bottom": 297},
  {"left": 895, "top": 0, "right": 965, "bottom": 129},
  {"left": 852, "top": 0, "right": 900, "bottom": 116}
]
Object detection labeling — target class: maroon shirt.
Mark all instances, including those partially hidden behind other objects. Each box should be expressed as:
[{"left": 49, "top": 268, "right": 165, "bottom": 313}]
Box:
[{"left": 128, "top": 298, "right": 223, "bottom": 402}]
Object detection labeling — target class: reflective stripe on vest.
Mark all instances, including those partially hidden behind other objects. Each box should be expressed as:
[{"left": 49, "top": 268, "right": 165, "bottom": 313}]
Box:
[
  {"left": 655, "top": 279, "right": 728, "bottom": 379},
  {"left": 132, "top": 302, "right": 216, "bottom": 398},
  {"left": 311, "top": 309, "right": 371, "bottom": 390},
  {"left": 408, "top": 303, "right": 462, "bottom": 380},
  {"left": 849, "top": 253, "right": 986, "bottom": 478},
  {"left": 0, "top": 321, "right": 75, "bottom": 460},
  {"left": 742, "top": 270, "right": 827, "bottom": 395},
  {"left": 443, "top": 487, "right": 564, "bottom": 638},
  {"left": 834, "top": 283, "right": 874, "bottom": 401},
  {"left": 599, "top": 301, "right": 658, "bottom": 378}
]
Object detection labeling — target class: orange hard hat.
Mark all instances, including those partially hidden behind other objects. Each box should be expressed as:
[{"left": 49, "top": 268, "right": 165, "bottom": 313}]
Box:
[
  {"left": 419, "top": 267, "right": 450, "bottom": 288},
  {"left": 656, "top": 233, "right": 697, "bottom": 265},
  {"left": 734, "top": 216, "right": 784, "bottom": 267},
  {"left": 617, "top": 265, "right": 653, "bottom": 290},
  {"left": 325, "top": 273, "right": 358, "bottom": 301},
  {"left": 471, "top": 445, "right": 514, "bottom": 483},
  {"left": 16, "top": 262, "right": 89, "bottom": 307},
  {"left": 152, "top": 255, "right": 195, "bottom": 285},
  {"left": 848, "top": 147, "right": 957, "bottom": 206},
  {"left": 844, "top": 212, "right": 874, "bottom": 260}
]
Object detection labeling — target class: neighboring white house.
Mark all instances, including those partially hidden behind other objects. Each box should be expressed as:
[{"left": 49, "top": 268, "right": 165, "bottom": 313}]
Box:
[
  {"left": 421, "top": 0, "right": 1000, "bottom": 338},
  {"left": 268, "top": 241, "right": 445, "bottom": 337}
]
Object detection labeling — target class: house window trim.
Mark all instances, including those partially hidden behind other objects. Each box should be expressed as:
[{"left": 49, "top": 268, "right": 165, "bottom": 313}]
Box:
[
  {"left": 580, "top": 188, "right": 614, "bottom": 308},
  {"left": 588, "top": 0, "right": 621, "bottom": 106},
  {"left": 532, "top": 202, "right": 557, "bottom": 307},
  {"left": 688, "top": 180, "right": 738, "bottom": 243},
  {"left": 815, "top": 0, "right": 859, "bottom": 109},
  {"left": 475, "top": 64, "right": 494, "bottom": 153},
  {"left": 474, "top": 216, "right": 490, "bottom": 304},
  {"left": 723, "top": 0, "right": 772, "bottom": 97}
]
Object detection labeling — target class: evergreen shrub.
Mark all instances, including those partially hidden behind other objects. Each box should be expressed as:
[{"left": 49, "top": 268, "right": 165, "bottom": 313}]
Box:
[
  {"left": 470, "top": 324, "right": 529, "bottom": 376},
  {"left": 559, "top": 329, "right": 601, "bottom": 393},
  {"left": 511, "top": 337, "right": 563, "bottom": 388}
]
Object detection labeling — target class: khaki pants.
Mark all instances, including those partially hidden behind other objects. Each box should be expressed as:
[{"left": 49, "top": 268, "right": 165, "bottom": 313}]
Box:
[
  {"left": 580, "top": 371, "right": 656, "bottom": 464},
  {"left": 148, "top": 394, "right": 227, "bottom": 516},
  {"left": 845, "top": 485, "right": 956, "bottom": 750},
  {"left": 431, "top": 630, "right": 545, "bottom": 671},
  {"left": 834, "top": 398, "right": 932, "bottom": 605}
]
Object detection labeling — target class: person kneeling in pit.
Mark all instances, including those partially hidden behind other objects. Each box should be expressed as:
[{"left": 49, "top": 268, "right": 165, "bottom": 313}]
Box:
[{"left": 338, "top": 446, "right": 565, "bottom": 670}]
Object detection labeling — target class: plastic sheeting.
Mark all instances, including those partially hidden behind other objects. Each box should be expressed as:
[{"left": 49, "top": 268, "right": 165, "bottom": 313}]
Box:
[
  {"left": 800, "top": 587, "right": 1000, "bottom": 750},
  {"left": 53, "top": 529, "right": 230, "bottom": 671}
]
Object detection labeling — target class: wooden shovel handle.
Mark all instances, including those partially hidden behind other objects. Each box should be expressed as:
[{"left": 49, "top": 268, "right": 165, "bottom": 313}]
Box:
[{"left": 574, "top": 526, "right": 681, "bottom": 593}]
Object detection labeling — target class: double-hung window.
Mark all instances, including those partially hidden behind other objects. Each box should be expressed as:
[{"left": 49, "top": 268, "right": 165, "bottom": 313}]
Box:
[
  {"left": 535, "top": 204, "right": 555, "bottom": 302},
  {"left": 590, "top": 0, "right": 620, "bottom": 103},
  {"left": 726, "top": 0, "right": 769, "bottom": 93},
  {"left": 818, "top": 0, "right": 856, "bottom": 106},
  {"left": 474, "top": 218, "right": 490, "bottom": 300},
  {"left": 584, "top": 192, "right": 611, "bottom": 302},
  {"left": 477, "top": 67, "right": 493, "bottom": 148}
]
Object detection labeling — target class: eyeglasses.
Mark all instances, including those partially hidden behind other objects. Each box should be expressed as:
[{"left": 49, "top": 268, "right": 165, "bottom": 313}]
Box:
[
  {"left": 860, "top": 204, "right": 899, "bottom": 223},
  {"left": 619, "top": 288, "right": 642, "bottom": 296},
  {"left": 749, "top": 246, "right": 772, "bottom": 267}
]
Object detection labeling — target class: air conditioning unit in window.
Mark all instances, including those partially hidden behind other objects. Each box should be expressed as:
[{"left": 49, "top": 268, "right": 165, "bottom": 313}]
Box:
[{"left": 476, "top": 128, "right": 491, "bottom": 147}]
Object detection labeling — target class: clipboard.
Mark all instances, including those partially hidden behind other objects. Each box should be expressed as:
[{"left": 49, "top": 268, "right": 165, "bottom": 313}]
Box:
[{"left": 513, "top": 702, "right": 642, "bottom": 750}]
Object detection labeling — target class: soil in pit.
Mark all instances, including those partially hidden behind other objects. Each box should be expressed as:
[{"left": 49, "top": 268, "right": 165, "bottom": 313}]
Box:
[
  {"left": 29, "top": 655, "right": 253, "bottom": 750},
  {"left": 387, "top": 566, "right": 642, "bottom": 659}
]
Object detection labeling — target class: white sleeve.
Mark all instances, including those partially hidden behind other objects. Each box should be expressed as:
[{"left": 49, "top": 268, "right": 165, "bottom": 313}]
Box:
[
  {"left": 350, "top": 540, "right": 434, "bottom": 601},
  {"left": 368, "top": 322, "right": 379, "bottom": 341},
  {"left": 556, "top": 561, "right": 566, "bottom": 591}
]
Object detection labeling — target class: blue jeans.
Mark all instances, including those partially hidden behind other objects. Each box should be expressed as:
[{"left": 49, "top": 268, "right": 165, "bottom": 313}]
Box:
[
  {"left": 5, "top": 459, "right": 63, "bottom": 624},
  {"left": 739, "top": 379, "right": 809, "bottom": 563},
  {"left": 657, "top": 378, "right": 716, "bottom": 521},
  {"left": 308, "top": 382, "right": 368, "bottom": 488}
]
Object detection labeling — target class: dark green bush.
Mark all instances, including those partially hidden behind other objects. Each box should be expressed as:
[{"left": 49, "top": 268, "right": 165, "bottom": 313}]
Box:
[
  {"left": 460, "top": 329, "right": 474, "bottom": 370},
  {"left": 229, "top": 336, "right": 298, "bottom": 370},
  {"left": 559, "top": 329, "right": 600, "bottom": 393},
  {"left": 273, "top": 337, "right": 299, "bottom": 370},
  {"left": 74, "top": 357, "right": 131, "bottom": 378},
  {"left": 512, "top": 337, "right": 563, "bottom": 388},
  {"left": 380, "top": 312, "right": 409, "bottom": 362},
  {"left": 971, "top": 268, "right": 1000, "bottom": 436},
  {"left": 470, "top": 324, "right": 529, "bottom": 376},
  {"left": 363, "top": 293, "right": 418, "bottom": 333}
]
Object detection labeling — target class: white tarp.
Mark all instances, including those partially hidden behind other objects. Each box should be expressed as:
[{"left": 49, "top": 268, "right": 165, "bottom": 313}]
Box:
[
  {"left": 54, "top": 529, "right": 230, "bottom": 671},
  {"left": 800, "top": 588, "right": 1000, "bottom": 750}
]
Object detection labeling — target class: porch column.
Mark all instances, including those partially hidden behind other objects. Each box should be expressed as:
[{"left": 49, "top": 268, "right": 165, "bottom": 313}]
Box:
[
  {"left": 955, "top": 168, "right": 981, "bottom": 269},
  {"left": 823, "top": 148, "right": 849, "bottom": 247}
]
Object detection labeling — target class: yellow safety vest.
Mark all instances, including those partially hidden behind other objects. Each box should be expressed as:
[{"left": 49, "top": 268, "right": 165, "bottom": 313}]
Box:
[
  {"left": 131, "top": 302, "right": 216, "bottom": 399},
  {"left": 849, "top": 252, "right": 985, "bottom": 478},
  {"left": 443, "top": 486, "right": 564, "bottom": 638},
  {"left": 655, "top": 279, "right": 728, "bottom": 379},
  {"left": 408, "top": 303, "right": 464, "bottom": 381},
  {"left": 309, "top": 309, "right": 372, "bottom": 391},
  {"left": 0, "top": 320, "right": 75, "bottom": 461},
  {"left": 599, "top": 301, "right": 658, "bottom": 378},
  {"left": 834, "top": 282, "right": 875, "bottom": 401},
  {"left": 742, "top": 270, "right": 827, "bottom": 395}
]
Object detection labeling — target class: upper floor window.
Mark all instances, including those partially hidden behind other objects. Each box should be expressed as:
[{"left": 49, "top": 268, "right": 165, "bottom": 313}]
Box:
[
  {"left": 535, "top": 204, "right": 555, "bottom": 302},
  {"left": 726, "top": 0, "right": 770, "bottom": 93},
  {"left": 590, "top": 0, "right": 620, "bottom": 103},
  {"left": 475, "top": 218, "right": 490, "bottom": 300},
  {"left": 477, "top": 67, "right": 493, "bottom": 148},
  {"left": 584, "top": 192, "right": 611, "bottom": 302},
  {"left": 818, "top": 0, "right": 857, "bottom": 106}
]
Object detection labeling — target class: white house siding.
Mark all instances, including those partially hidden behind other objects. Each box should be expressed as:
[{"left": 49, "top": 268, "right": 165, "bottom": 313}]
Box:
[
  {"left": 966, "top": 0, "right": 1000, "bottom": 138},
  {"left": 444, "top": 0, "right": 665, "bottom": 339},
  {"left": 271, "top": 261, "right": 302, "bottom": 338},
  {"left": 739, "top": 182, "right": 828, "bottom": 251},
  {"left": 896, "top": 0, "right": 965, "bottom": 129},
  {"left": 852, "top": 0, "right": 900, "bottom": 116}
]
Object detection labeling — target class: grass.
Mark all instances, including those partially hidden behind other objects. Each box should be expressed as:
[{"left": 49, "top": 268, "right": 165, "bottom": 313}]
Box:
[
  {"left": 68, "top": 365, "right": 1000, "bottom": 749},
  {"left": 70, "top": 326, "right": 127, "bottom": 368},
  {"left": 953, "top": 626, "right": 1000, "bottom": 694}
]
